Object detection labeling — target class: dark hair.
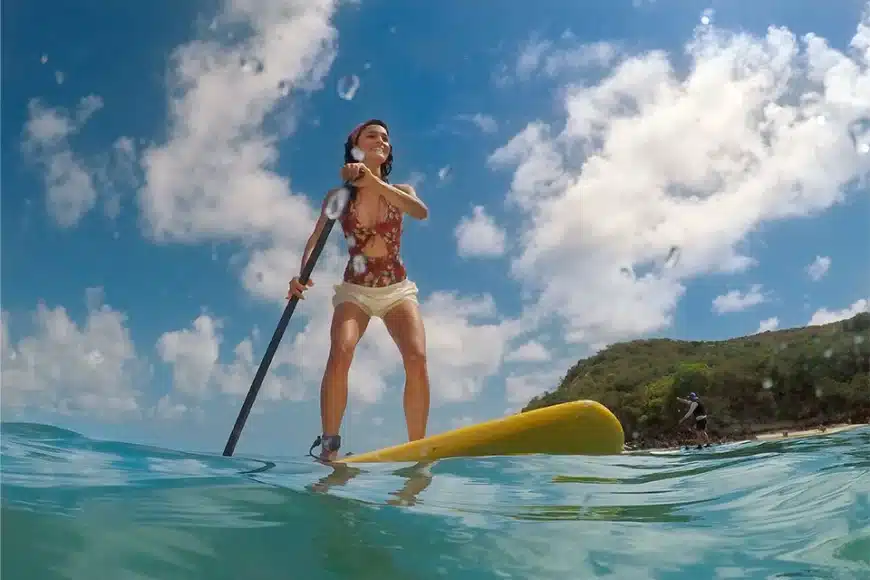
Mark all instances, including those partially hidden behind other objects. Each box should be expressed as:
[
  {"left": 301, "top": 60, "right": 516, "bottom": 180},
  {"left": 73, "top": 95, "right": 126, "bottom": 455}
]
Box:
[{"left": 344, "top": 118, "right": 393, "bottom": 179}]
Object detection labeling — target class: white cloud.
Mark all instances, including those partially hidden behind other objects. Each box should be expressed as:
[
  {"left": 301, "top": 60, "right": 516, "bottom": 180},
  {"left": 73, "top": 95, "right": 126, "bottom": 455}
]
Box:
[
  {"left": 808, "top": 298, "right": 869, "bottom": 325},
  {"left": 22, "top": 94, "right": 144, "bottom": 226},
  {"left": 712, "top": 284, "right": 768, "bottom": 315},
  {"left": 504, "top": 367, "right": 563, "bottom": 404},
  {"left": 154, "top": 395, "right": 188, "bottom": 420},
  {"left": 455, "top": 113, "right": 498, "bottom": 133},
  {"left": 756, "top": 316, "right": 780, "bottom": 333},
  {"left": 156, "top": 313, "right": 303, "bottom": 403},
  {"left": 156, "top": 315, "right": 222, "bottom": 398},
  {"left": 490, "top": 9, "right": 870, "bottom": 348},
  {"left": 806, "top": 255, "right": 831, "bottom": 281},
  {"left": 1, "top": 292, "right": 142, "bottom": 417},
  {"left": 455, "top": 206, "right": 507, "bottom": 258},
  {"left": 514, "top": 36, "right": 618, "bottom": 82},
  {"left": 21, "top": 96, "right": 103, "bottom": 227},
  {"left": 505, "top": 340, "right": 550, "bottom": 362},
  {"left": 137, "top": 0, "right": 339, "bottom": 246},
  {"left": 419, "top": 292, "right": 519, "bottom": 403}
]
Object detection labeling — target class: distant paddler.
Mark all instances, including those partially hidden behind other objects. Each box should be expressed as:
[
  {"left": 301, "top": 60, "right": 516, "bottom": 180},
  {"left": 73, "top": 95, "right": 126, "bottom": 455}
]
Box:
[{"left": 677, "top": 392, "right": 711, "bottom": 449}]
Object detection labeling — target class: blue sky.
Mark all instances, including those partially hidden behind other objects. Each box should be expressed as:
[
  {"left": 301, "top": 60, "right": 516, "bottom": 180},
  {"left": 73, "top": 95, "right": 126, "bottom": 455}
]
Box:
[{"left": 2, "top": 0, "right": 869, "bottom": 457}]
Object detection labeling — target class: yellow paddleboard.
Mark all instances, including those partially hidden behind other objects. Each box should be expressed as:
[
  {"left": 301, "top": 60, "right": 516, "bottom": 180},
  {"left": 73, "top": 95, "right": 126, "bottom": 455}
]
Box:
[{"left": 338, "top": 400, "right": 624, "bottom": 464}]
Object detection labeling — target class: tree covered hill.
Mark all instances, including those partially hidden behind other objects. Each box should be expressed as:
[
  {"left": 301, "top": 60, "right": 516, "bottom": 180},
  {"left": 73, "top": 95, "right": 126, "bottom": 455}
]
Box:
[{"left": 523, "top": 313, "right": 870, "bottom": 447}]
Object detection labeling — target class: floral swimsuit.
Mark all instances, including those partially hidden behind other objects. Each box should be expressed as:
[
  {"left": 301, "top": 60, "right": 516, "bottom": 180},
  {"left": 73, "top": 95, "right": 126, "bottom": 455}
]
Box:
[{"left": 339, "top": 191, "right": 407, "bottom": 287}]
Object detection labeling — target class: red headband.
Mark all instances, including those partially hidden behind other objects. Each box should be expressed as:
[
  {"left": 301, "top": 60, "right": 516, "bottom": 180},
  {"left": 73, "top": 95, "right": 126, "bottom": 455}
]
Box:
[{"left": 347, "top": 123, "right": 365, "bottom": 144}]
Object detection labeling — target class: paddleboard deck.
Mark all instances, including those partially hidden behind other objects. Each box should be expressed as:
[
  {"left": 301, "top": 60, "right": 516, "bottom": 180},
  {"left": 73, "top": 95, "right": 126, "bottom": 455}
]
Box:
[{"left": 336, "top": 400, "right": 624, "bottom": 464}]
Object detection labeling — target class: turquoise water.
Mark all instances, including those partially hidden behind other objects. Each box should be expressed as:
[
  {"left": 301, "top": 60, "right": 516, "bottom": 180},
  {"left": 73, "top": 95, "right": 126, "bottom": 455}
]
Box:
[{"left": 1, "top": 423, "right": 868, "bottom": 580}]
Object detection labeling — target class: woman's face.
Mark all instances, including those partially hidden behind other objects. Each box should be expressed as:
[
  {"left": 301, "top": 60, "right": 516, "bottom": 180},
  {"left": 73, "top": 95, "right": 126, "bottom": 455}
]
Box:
[{"left": 355, "top": 123, "right": 391, "bottom": 164}]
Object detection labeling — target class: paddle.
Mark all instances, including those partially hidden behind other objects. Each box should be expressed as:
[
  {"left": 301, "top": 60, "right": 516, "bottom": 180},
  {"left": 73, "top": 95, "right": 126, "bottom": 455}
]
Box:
[{"left": 222, "top": 183, "right": 355, "bottom": 457}]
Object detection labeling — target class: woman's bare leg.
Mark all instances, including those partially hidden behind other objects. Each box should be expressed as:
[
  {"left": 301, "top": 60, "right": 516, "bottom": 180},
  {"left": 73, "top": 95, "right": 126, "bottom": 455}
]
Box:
[
  {"left": 382, "top": 300, "right": 430, "bottom": 441},
  {"left": 320, "top": 301, "right": 370, "bottom": 458}
]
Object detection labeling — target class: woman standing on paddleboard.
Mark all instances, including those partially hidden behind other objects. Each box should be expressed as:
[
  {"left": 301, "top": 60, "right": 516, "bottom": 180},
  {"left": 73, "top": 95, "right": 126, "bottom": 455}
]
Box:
[{"left": 287, "top": 119, "right": 431, "bottom": 461}]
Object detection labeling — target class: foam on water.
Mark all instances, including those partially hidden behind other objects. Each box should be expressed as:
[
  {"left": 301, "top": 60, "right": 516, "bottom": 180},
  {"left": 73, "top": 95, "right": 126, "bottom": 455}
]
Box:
[{"left": 1, "top": 422, "right": 868, "bottom": 580}]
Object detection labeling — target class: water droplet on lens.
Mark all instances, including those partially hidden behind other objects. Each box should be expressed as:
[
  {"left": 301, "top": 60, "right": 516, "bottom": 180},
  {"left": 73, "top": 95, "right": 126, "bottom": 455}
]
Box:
[
  {"left": 87, "top": 350, "right": 104, "bottom": 366},
  {"left": 40, "top": 54, "right": 48, "bottom": 64},
  {"left": 854, "top": 335, "right": 865, "bottom": 345},
  {"left": 815, "top": 386, "right": 824, "bottom": 398},
  {"left": 324, "top": 188, "right": 350, "bottom": 219},
  {"left": 240, "top": 57, "right": 264, "bottom": 74},
  {"left": 663, "top": 246, "right": 681, "bottom": 269},
  {"left": 337, "top": 75, "right": 360, "bottom": 100},
  {"left": 762, "top": 377, "right": 773, "bottom": 390},
  {"left": 352, "top": 254, "right": 367, "bottom": 275},
  {"left": 824, "top": 348, "right": 833, "bottom": 359},
  {"left": 350, "top": 146, "right": 365, "bottom": 162}
]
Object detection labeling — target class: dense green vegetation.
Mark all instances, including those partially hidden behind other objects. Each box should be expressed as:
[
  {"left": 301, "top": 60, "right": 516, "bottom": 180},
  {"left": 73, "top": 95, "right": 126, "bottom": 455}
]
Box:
[{"left": 524, "top": 313, "right": 870, "bottom": 448}]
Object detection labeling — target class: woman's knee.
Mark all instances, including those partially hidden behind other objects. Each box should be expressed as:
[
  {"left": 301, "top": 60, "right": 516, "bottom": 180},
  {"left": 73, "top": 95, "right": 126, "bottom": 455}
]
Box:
[
  {"left": 327, "top": 303, "right": 369, "bottom": 369},
  {"left": 327, "top": 336, "right": 359, "bottom": 368},
  {"left": 401, "top": 340, "right": 428, "bottom": 370}
]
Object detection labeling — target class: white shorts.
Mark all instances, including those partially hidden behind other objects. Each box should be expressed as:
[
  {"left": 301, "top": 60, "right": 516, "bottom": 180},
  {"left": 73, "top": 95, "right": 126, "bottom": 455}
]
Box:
[{"left": 332, "top": 278, "right": 419, "bottom": 318}]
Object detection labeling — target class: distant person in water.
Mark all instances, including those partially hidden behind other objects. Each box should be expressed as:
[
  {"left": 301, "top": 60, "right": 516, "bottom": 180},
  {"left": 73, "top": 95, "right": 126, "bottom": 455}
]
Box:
[
  {"left": 677, "top": 392, "right": 711, "bottom": 449},
  {"left": 287, "top": 119, "right": 431, "bottom": 462}
]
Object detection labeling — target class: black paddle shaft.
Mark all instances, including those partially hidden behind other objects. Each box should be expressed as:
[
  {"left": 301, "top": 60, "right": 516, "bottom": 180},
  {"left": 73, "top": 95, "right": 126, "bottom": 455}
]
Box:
[{"left": 222, "top": 185, "right": 354, "bottom": 457}]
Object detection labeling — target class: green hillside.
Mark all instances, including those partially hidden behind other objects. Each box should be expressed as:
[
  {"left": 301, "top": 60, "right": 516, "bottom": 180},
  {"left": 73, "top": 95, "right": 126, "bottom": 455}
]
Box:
[{"left": 523, "top": 313, "right": 870, "bottom": 447}]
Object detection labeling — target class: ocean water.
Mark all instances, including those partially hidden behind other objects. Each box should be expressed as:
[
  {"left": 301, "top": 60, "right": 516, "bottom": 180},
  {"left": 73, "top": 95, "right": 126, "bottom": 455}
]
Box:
[{"left": 1, "top": 423, "right": 868, "bottom": 580}]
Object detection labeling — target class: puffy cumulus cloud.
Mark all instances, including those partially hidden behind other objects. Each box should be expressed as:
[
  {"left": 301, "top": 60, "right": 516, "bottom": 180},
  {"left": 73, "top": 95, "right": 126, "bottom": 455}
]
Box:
[
  {"left": 756, "top": 316, "right": 780, "bottom": 333},
  {"left": 156, "top": 313, "right": 303, "bottom": 404},
  {"left": 420, "top": 292, "right": 520, "bottom": 403},
  {"left": 455, "top": 113, "right": 499, "bottom": 134},
  {"left": 508, "top": 34, "right": 619, "bottom": 84},
  {"left": 806, "top": 255, "right": 832, "bottom": 281},
  {"left": 0, "top": 290, "right": 143, "bottom": 417},
  {"left": 137, "top": 0, "right": 339, "bottom": 246},
  {"left": 455, "top": 205, "right": 507, "bottom": 258},
  {"left": 712, "top": 284, "right": 768, "bottom": 315},
  {"left": 20, "top": 96, "right": 140, "bottom": 227},
  {"left": 489, "top": 8, "right": 870, "bottom": 349},
  {"left": 505, "top": 340, "right": 550, "bottom": 362},
  {"left": 20, "top": 96, "right": 102, "bottom": 227},
  {"left": 504, "top": 366, "right": 565, "bottom": 405},
  {"left": 807, "top": 298, "right": 869, "bottom": 325}
]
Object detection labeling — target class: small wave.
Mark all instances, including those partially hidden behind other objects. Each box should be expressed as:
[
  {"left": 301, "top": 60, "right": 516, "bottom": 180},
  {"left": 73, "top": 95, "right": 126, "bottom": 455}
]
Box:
[{"left": 2, "top": 423, "right": 868, "bottom": 580}]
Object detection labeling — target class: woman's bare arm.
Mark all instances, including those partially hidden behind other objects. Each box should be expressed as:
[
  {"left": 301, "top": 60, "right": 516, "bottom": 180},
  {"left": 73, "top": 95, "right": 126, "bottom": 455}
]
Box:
[{"left": 369, "top": 180, "right": 429, "bottom": 220}]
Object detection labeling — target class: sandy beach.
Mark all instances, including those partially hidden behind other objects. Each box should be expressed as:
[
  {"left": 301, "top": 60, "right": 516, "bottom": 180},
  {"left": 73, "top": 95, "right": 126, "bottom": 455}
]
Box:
[
  {"left": 631, "top": 422, "right": 868, "bottom": 453},
  {"left": 751, "top": 422, "right": 867, "bottom": 442}
]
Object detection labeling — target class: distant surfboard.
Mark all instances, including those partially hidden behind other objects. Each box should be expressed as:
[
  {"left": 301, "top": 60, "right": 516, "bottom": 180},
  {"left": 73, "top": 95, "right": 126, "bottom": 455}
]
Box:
[{"left": 337, "top": 400, "right": 625, "bottom": 464}]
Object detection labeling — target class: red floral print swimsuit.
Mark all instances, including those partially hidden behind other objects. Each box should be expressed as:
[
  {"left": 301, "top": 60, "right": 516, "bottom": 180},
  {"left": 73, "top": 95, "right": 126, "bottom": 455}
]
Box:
[{"left": 339, "top": 191, "right": 407, "bottom": 287}]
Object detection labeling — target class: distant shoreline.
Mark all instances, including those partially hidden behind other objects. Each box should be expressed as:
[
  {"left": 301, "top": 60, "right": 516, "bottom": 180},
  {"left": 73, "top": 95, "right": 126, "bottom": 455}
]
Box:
[{"left": 626, "top": 422, "right": 869, "bottom": 452}]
